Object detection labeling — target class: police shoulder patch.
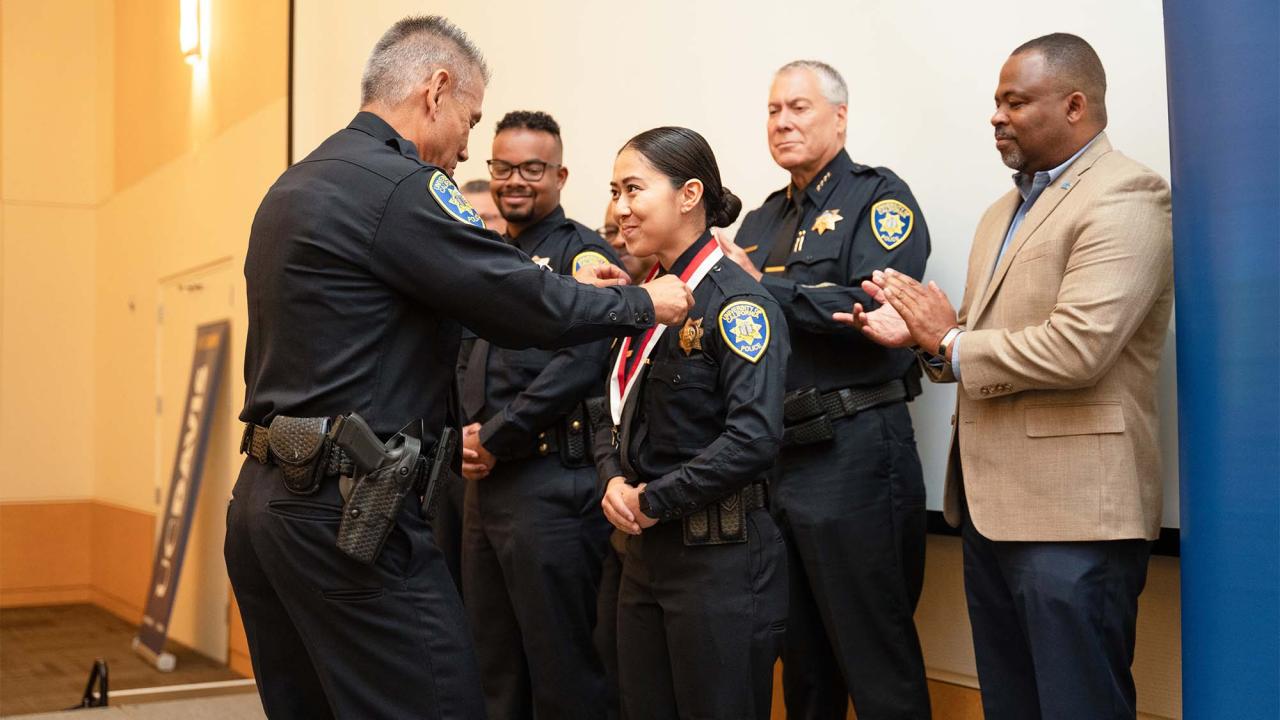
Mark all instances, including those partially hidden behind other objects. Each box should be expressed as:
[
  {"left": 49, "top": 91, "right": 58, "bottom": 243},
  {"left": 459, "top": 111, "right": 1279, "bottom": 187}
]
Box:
[
  {"left": 718, "top": 300, "right": 770, "bottom": 363},
  {"left": 870, "top": 198, "right": 914, "bottom": 250},
  {"left": 429, "top": 170, "right": 486, "bottom": 228},
  {"left": 571, "top": 250, "right": 612, "bottom": 280}
]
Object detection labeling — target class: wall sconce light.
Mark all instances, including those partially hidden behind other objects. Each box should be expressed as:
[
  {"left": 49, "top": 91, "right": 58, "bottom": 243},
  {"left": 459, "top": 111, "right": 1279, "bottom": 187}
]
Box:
[{"left": 180, "top": 0, "right": 201, "bottom": 64}]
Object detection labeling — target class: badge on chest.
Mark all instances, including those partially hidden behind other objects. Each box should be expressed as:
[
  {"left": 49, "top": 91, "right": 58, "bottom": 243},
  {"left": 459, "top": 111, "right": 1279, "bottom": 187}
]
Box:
[
  {"left": 679, "top": 317, "right": 704, "bottom": 356},
  {"left": 812, "top": 208, "right": 843, "bottom": 235}
]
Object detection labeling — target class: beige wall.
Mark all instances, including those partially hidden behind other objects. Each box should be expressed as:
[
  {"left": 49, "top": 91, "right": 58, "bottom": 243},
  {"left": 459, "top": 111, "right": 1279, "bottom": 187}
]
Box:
[
  {"left": 1, "top": 0, "right": 286, "bottom": 668},
  {"left": 95, "top": 0, "right": 287, "bottom": 512},
  {"left": 1, "top": 0, "right": 112, "bottom": 502},
  {"left": 0, "top": 0, "right": 289, "bottom": 510}
]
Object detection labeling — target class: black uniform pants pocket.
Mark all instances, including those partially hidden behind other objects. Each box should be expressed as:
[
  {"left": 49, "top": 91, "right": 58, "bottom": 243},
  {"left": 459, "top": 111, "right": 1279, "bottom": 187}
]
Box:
[
  {"left": 264, "top": 498, "right": 343, "bottom": 521},
  {"left": 225, "top": 459, "right": 484, "bottom": 720},
  {"left": 771, "top": 403, "right": 931, "bottom": 720},
  {"left": 264, "top": 490, "right": 416, "bottom": 582},
  {"left": 617, "top": 509, "right": 785, "bottom": 720}
]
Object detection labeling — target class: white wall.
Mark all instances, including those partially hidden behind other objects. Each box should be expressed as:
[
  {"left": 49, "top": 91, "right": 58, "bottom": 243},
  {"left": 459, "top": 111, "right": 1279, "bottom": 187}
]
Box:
[{"left": 292, "top": 0, "right": 1179, "bottom": 526}]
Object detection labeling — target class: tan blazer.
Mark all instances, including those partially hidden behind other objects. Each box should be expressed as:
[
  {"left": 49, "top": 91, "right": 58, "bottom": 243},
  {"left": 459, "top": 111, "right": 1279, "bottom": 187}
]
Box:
[{"left": 929, "top": 133, "right": 1173, "bottom": 541}]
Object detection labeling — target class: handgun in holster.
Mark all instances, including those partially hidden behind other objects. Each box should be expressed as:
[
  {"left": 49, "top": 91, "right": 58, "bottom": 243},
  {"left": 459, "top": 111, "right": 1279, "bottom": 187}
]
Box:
[{"left": 329, "top": 413, "right": 448, "bottom": 565}]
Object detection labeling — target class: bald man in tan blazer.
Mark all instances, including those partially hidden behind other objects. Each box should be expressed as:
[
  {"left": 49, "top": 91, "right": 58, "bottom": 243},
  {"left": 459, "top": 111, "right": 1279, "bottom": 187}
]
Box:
[{"left": 841, "top": 33, "right": 1173, "bottom": 720}]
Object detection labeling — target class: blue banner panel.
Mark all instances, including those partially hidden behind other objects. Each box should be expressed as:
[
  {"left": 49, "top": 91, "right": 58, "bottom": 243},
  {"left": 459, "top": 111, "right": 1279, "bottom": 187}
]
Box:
[
  {"left": 1163, "top": 1, "right": 1279, "bottom": 717},
  {"left": 133, "top": 321, "right": 230, "bottom": 669}
]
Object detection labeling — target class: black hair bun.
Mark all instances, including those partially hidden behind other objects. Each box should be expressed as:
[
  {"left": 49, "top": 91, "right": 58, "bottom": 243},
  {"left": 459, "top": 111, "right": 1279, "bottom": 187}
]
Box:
[{"left": 711, "top": 186, "right": 742, "bottom": 228}]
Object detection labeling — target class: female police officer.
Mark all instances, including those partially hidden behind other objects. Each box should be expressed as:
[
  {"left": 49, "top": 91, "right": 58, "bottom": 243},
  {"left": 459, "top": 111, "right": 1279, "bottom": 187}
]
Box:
[{"left": 596, "top": 127, "right": 789, "bottom": 720}]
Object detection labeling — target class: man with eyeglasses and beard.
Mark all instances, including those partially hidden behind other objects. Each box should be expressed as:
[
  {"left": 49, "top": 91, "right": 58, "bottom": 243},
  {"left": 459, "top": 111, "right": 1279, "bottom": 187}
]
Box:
[{"left": 459, "top": 110, "right": 624, "bottom": 720}]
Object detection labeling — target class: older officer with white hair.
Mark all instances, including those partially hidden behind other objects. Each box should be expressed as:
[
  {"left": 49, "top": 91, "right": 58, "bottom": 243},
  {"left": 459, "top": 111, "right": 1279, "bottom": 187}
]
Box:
[{"left": 720, "top": 60, "right": 934, "bottom": 719}]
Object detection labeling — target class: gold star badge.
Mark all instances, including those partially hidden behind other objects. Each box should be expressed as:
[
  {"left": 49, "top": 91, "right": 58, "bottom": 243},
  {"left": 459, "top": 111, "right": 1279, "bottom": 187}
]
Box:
[
  {"left": 812, "top": 208, "right": 843, "bottom": 235},
  {"left": 730, "top": 316, "right": 762, "bottom": 345},
  {"left": 679, "top": 317, "right": 704, "bottom": 355}
]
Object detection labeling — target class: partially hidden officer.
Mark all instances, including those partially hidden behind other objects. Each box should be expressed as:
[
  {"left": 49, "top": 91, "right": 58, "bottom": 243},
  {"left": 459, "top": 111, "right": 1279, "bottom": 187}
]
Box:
[
  {"left": 225, "top": 15, "right": 692, "bottom": 720},
  {"left": 459, "top": 110, "right": 622, "bottom": 719},
  {"left": 719, "top": 60, "right": 932, "bottom": 719}
]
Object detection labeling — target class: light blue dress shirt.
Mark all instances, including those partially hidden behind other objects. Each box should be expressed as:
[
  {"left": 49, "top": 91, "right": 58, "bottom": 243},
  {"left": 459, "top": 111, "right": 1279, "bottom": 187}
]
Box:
[{"left": 950, "top": 134, "right": 1100, "bottom": 380}]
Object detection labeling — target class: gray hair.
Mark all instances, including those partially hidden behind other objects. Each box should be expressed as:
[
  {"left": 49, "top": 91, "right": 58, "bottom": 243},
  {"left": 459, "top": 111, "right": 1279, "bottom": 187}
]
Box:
[
  {"left": 360, "top": 16, "right": 490, "bottom": 107},
  {"left": 776, "top": 60, "right": 848, "bottom": 106}
]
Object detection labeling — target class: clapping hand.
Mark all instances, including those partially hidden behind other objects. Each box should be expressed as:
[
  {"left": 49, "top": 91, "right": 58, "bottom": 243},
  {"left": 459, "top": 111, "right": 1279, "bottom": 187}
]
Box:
[{"left": 834, "top": 269, "right": 957, "bottom": 352}]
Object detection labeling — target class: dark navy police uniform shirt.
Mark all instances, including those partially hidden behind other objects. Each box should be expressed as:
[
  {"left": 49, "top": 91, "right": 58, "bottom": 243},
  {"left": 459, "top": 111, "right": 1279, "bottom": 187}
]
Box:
[
  {"left": 461, "top": 206, "right": 624, "bottom": 459},
  {"left": 241, "top": 112, "right": 656, "bottom": 442},
  {"left": 595, "top": 233, "right": 790, "bottom": 521},
  {"left": 736, "top": 149, "right": 930, "bottom": 392}
]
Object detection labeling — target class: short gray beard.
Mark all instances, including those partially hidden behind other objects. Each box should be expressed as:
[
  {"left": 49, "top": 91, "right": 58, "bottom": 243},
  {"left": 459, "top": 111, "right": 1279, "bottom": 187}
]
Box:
[{"left": 1000, "top": 146, "right": 1027, "bottom": 172}]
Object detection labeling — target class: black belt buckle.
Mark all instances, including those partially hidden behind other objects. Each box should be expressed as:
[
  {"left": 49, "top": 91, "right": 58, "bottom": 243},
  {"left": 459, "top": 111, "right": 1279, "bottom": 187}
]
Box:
[
  {"left": 783, "top": 386, "right": 825, "bottom": 424},
  {"left": 833, "top": 388, "right": 859, "bottom": 417}
]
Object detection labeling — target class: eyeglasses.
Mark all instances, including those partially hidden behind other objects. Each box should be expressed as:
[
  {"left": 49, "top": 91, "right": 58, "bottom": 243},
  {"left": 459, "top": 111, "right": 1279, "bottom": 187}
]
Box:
[
  {"left": 486, "top": 159, "right": 560, "bottom": 182},
  {"left": 596, "top": 226, "right": 619, "bottom": 241}
]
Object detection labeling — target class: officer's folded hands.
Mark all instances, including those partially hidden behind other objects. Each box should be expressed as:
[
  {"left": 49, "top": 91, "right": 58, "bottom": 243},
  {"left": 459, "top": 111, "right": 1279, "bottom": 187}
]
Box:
[{"left": 602, "top": 476, "right": 655, "bottom": 535}]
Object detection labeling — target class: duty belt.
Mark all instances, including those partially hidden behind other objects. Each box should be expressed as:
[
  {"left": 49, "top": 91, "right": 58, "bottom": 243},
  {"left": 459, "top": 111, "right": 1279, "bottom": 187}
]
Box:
[
  {"left": 506, "top": 399, "right": 600, "bottom": 468},
  {"left": 682, "top": 482, "right": 767, "bottom": 547},
  {"left": 241, "top": 422, "right": 355, "bottom": 478},
  {"left": 781, "top": 378, "right": 910, "bottom": 447},
  {"left": 241, "top": 419, "right": 431, "bottom": 500}
]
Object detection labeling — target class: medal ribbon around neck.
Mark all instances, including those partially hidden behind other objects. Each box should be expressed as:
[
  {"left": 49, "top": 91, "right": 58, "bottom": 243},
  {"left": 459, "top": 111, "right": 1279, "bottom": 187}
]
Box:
[{"left": 609, "top": 240, "right": 723, "bottom": 424}]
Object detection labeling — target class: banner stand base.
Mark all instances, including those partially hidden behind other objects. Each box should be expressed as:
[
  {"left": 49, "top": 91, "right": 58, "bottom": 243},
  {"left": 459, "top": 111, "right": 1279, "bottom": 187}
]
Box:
[{"left": 131, "top": 636, "right": 177, "bottom": 672}]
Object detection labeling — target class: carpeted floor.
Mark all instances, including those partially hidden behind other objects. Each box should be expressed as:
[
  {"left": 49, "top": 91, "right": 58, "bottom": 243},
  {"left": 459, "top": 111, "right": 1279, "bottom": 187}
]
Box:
[
  {"left": 6, "top": 693, "right": 265, "bottom": 719},
  {"left": 0, "top": 605, "right": 243, "bottom": 716}
]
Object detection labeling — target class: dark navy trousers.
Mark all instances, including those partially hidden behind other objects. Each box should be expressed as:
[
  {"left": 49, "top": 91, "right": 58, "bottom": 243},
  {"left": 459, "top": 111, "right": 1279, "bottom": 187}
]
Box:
[
  {"left": 772, "top": 402, "right": 931, "bottom": 720},
  {"left": 961, "top": 498, "right": 1152, "bottom": 720},
  {"left": 225, "top": 459, "right": 485, "bottom": 719},
  {"left": 462, "top": 454, "right": 612, "bottom": 720}
]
